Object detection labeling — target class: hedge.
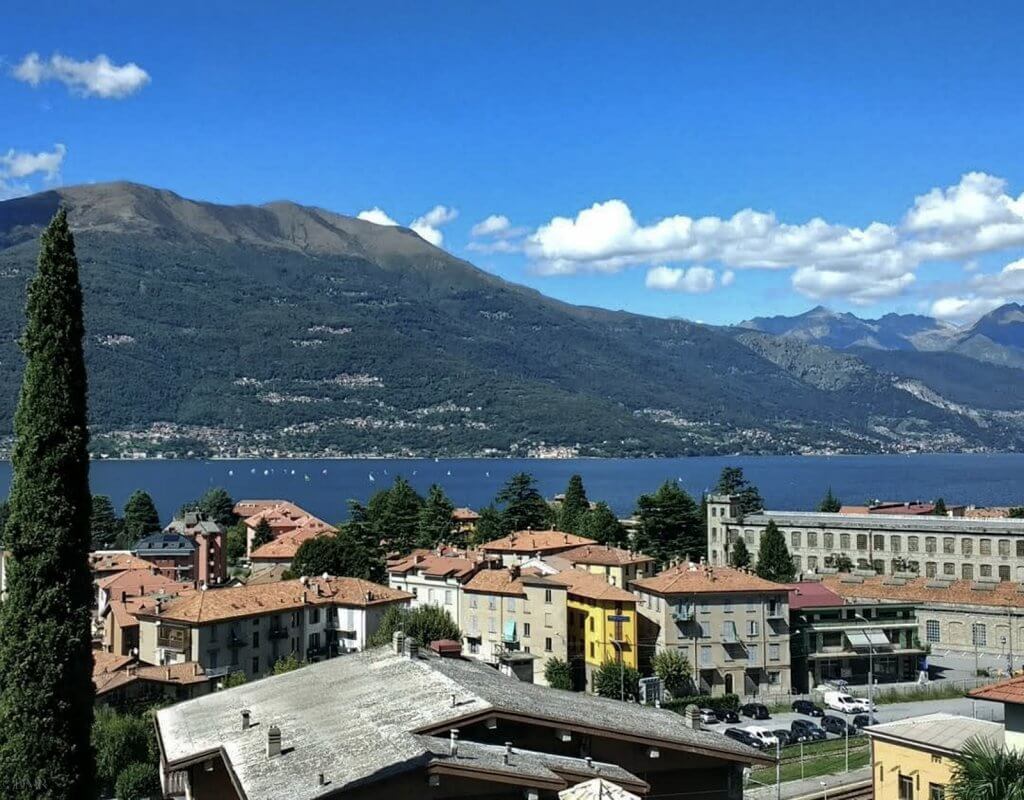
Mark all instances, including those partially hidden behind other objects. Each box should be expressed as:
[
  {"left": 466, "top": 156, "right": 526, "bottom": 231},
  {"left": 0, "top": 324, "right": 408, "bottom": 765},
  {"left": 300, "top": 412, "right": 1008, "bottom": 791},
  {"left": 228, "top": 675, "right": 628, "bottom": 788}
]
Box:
[{"left": 663, "top": 693, "right": 740, "bottom": 713}]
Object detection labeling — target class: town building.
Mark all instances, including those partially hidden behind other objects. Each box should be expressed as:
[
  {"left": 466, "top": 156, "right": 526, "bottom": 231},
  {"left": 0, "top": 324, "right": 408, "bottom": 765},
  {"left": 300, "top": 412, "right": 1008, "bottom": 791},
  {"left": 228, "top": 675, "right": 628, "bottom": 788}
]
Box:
[
  {"left": 633, "top": 563, "right": 792, "bottom": 698},
  {"left": 866, "top": 713, "right": 1003, "bottom": 800},
  {"left": 786, "top": 582, "right": 924, "bottom": 692},
  {"left": 89, "top": 550, "right": 156, "bottom": 584},
  {"left": 238, "top": 500, "right": 334, "bottom": 558},
  {"left": 451, "top": 507, "right": 480, "bottom": 536},
  {"left": 820, "top": 573, "right": 1024, "bottom": 663},
  {"left": 164, "top": 511, "right": 228, "bottom": 585},
  {"left": 481, "top": 530, "right": 597, "bottom": 566},
  {"left": 707, "top": 494, "right": 1024, "bottom": 581},
  {"left": 154, "top": 640, "right": 769, "bottom": 800},
  {"left": 546, "top": 568, "right": 639, "bottom": 691},
  {"left": 132, "top": 532, "right": 198, "bottom": 584},
  {"left": 134, "top": 576, "right": 411, "bottom": 680},
  {"left": 101, "top": 587, "right": 195, "bottom": 657},
  {"left": 839, "top": 501, "right": 966, "bottom": 517},
  {"left": 95, "top": 567, "right": 191, "bottom": 619},
  {"left": 460, "top": 565, "right": 569, "bottom": 684},
  {"left": 556, "top": 544, "right": 657, "bottom": 589},
  {"left": 93, "top": 651, "right": 215, "bottom": 710},
  {"left": 970, "top": 673, "right": 1024, "bottom": 752},
  {"left": 387, "top": 548, "right": 495, "bottom": 627},
  {"left": 249, "top": 525, "right": 334, "bottom": 570}
]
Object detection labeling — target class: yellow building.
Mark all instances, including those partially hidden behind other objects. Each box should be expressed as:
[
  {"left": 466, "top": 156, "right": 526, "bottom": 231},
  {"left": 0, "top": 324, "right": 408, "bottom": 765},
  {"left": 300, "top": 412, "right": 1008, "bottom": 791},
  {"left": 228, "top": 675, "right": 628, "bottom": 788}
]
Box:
[
  {"left": 548, "top": 568, "right": 639, "bottom": 691},
  {"left": 867, "top": 712, "right": 1003, "bottom": 800},
  {"left": 559, "top": 544, "right": 657, "bottom": 589}
]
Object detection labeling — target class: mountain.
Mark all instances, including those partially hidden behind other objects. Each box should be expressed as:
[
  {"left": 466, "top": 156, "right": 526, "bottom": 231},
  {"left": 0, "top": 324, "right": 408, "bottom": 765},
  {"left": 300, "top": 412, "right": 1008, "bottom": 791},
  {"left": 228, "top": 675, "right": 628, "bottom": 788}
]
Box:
[
  {"left": 0, "top": 182, "right": 1019, "bottom": 458},
  {"left": 740, "top": 306, "right": 957, "bottom": 351}
]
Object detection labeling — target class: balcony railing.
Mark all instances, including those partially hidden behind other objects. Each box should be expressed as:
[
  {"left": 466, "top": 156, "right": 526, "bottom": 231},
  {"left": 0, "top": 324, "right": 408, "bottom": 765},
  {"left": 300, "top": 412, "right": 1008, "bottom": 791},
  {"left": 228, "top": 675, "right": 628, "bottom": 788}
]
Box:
[{"left": 671, "top": 603, "right": 695, "bottom": 622}]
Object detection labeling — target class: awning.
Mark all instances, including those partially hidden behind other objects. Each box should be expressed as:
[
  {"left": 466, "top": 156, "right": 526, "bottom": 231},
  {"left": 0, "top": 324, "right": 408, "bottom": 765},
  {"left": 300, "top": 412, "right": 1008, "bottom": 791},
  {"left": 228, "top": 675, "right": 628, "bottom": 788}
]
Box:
[
  {"left": 502, "top": 619, "right": 517, "bottom": 643},
  {"left": 846, "top": 630, "right": 892, "bottom": 650}
]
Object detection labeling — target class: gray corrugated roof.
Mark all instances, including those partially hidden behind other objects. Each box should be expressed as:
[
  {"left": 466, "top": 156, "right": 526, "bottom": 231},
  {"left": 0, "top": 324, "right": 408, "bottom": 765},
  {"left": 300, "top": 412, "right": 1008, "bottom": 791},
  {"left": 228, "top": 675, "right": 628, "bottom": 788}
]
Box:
[
  {"left": 156, "top": 648, "right": 761, "bottom": 800},
  {"left": 743, "top": 511, "right": 1024, "bottom": 535},
  {"left": 866, "top": 713, "right": 1003, "bottom": 754}
]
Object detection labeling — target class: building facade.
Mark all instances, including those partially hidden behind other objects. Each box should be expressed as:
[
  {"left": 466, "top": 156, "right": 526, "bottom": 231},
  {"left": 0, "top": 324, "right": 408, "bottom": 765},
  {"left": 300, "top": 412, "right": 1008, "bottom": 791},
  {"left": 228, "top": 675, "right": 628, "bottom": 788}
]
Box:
[
  {"left": 707, "top": 494, "right": 1024, "bottom": 581},
  {"left": 164, "top": 512, "right": 228, "bottom": 586},
  {"left": 557, "top": 545, "right": 657, "bottom": 590},
  {"left": 481, "top": 530, "right": 597, "bottom": 567},
  {"left": 634, "top": 563, "right": 792, "bottom": 698},
  {"left": 388, "top": 549, "right": 495, "bottom": 627}
]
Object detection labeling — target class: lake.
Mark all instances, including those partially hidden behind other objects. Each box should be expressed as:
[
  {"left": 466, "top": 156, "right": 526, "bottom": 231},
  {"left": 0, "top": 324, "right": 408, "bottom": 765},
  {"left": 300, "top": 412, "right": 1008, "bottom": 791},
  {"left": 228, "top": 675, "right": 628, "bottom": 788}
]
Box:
[{"left": 1, "top": 453, "right": 1022, "bottom": 523}]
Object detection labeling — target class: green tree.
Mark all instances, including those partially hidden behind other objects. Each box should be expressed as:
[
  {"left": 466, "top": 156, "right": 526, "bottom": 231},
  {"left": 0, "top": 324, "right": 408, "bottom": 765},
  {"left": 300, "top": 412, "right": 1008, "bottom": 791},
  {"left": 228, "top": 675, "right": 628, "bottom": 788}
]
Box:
[
  {"left": 933, "top": 497, "right": 948, "bottom": 516},
  {"left": 226, "top": 522, "right": 247, "bottom": 564},
  {"left": 543, "top": 657, "right": 573, "bottom": 690},
  {"left": 755, "top": 519, "right": 795, "bottom": 582},
  {"left": 577, "top": 502, "right": 627, "bottom": 547},
  {"left": 273, "top": 654, "right": 304, "bottom": 674},
  {"left": 714, "top": 466, "right": 764, "bottom": 515},
  {"left": 198, "top": 487, "right": 236, "bottom": 526},
  {"left": 285, "top": 528, "right": 383, "bottom": 582},
  {"left": 114, "top": 761, "right": 161, "bottom": 800},
  {"left": 635, "top": 481, "right": 703, "bottom": 564},
  {"left": 221, "top": 671, "right": 247, "bottom": 688},
  {"left": 417, "top": 484, "right": 455, "bottom": 548},
  {"left": 251, "top": 517, "right": 274, "bottom": 550},
  {"left": 495, "top": 472, "right": 550, "bottom": 533},
  {"left": 593, "top": 660, "right": 640, "bottom": 701},
  {"left": 557, "top": 474, "right": 589, "bottom": 534},
  {"left": 122, "top": 489, "right": 161, "bottom": 544},
  {"left": 90, "top": 494, "right": 122, "bottom": 550},
  {"left": 0, "top": 209, "right": 96, "bottom": 798},
  {"left": 0, "top": 499, "right": 8, "bottom": 544},
  {"left": 729, "top": 536, "right": 751, "bottom": 569},
  {"left": 368, "top": 604, "right": 461, "bottom": 648},
  {"left": 343, "top": 500, "right": 386, "bottom": 582},
  {"left": 367, "top": 477, "right": 424, "bottom": 554},
  {"left": 652, "top": 649, "right": 692, "bottom": 698},
  {"left": 947, "top": 737, "right": 1024, "bottom": 800},
  {"left": 471, "top": 504, "right": 504, "bottom": 545},
  {"left": 1009, "top": 507, "right": 1024, "bottom": 519},
  {"left": 92, "top": 707, "right": 156, "bottom": 796},
  {"left": 818, "top": 487, "right": 842, "bottom": 513}
]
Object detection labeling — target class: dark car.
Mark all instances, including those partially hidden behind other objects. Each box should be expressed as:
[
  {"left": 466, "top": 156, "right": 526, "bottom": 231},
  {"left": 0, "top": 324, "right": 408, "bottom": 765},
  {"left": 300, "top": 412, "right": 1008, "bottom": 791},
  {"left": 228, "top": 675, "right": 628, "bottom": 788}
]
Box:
[
  {"left": 771, "top": 729, "right": 792, "bottom": 747},
  {"left": 791, "top": 699, "right": 825, "bottom": 717},
  {"left": 821, "top": 715, "right": 858, "bottom": 737},
  {"left": 740, "top": 703, "right": 771, "bottom": 720},
  {"left": 790, "top": 719, "right": 827, "bottom": 742},
  {"left": 852, "top": 714, "right": 871, "bottom": 729},
  {"left": 715, "top": 708, "right": 741, "bottom": 723},
  {"left": 724, "top": 728, "right": 765, "bottom": 749}
]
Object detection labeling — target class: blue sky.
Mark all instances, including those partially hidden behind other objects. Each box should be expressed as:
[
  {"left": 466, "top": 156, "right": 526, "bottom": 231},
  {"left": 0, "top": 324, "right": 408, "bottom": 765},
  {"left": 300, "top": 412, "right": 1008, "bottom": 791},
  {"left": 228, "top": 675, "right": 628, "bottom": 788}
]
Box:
[{"left": 4, "top": 1, "right": 1024, "bottom": 325}]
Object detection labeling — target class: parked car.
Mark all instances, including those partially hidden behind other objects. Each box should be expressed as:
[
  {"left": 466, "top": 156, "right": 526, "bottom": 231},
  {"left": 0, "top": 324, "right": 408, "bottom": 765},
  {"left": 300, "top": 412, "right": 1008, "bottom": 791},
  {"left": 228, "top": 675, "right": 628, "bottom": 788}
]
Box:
[
  {"left": 823, "top": 691, "right": 869, "bottom": 714},
  {"left": 771, "top": 729, "right": 792, "bottom": 747},
  {"left": 699, "top": 708, "right": 718, "bottom": 725},
  {"left": 740, "top": 703, "right": 771, "bottom": 720},
  {"left": 852, "top": 714, "right": 871, "bottom": 729},
  {"left": 821, "top": 715, "right": 859, "bottom": 737},
  {"left": 715, "top": 708, "right": 741, "bottom": 723},
  {"left": 724, "top": 727, "right": 765, "bottom": 749},
  {"left": 814, "top": 679, "right": 849, "bottom": 691},
  {"left": 744, "top": 726, "right": 779, "bottom": 749},
  {"left": 790, "top": 719, "right": 827, "bottom": 742},
  {"left": 791, "top": 699, "right": 824, "bottom": 717}
]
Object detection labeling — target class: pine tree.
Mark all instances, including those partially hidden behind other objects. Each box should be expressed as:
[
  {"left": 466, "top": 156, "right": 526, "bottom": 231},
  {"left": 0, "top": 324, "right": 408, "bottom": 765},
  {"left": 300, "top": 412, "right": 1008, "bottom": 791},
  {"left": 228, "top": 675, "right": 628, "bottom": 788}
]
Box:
[
  {"left": 472, "top": 504, "right": 504, "bottom": 545},
  {"left": 0, "top": 208, "right": 96, "bottom": 797},
  {"left": 122, "top": 490, "right": 160, "bottom": 544},
  {"left": 635, "top": 481, "right": 703, "bottom": 564},
  {"left": 755, "top": 520, "right": 795, "bottom": 582},
  {"left": 367, "top": 477, "right": 423, "bottom": 554},
  {"left": 417, "top": 484, "right": 455, "bottom": 547},
  {"left": 251, "top": 517, "right": 274, "bottom": 550},
  {"left": 90, "top": 495, "right": 122, "bottom": 550},
  {"left": 729, "top": 536, "right": 751, "bottom": 568},
  {"left": 197, "top": 487, "right": 236, "bottom": 526},
  {"left": 933, "top": 497, "right": 948, "bottom": 516},
  {"left": 495, "top": 472, "right": 550, "bottom": 533},
  {"left": 818, "top": 487, "right": 842, "bottom": 513},
  {"left": 578, "top": 502, "right": 627, "bottom": 546},
  {"left": 557, "top": 474, "right": 589, "bottom": 533},
  {"left": 714, "top": 467, "right": 764, "bottom": 515}
]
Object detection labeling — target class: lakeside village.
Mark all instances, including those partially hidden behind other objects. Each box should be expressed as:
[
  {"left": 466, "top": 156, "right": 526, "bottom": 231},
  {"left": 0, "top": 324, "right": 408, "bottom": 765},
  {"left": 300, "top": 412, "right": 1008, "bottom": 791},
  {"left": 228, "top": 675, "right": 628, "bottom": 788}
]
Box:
[{"left": 8, "top": 468, "right": 1024, "bottom": 799}]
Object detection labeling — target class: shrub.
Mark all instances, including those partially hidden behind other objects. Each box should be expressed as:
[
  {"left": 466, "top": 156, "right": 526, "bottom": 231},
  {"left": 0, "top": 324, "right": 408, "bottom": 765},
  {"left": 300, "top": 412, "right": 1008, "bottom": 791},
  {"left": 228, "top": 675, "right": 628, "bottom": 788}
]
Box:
[
  {"left": 663, "top": 693, "right": 740, "bottom": 713},
  {"left": 543, "top": 656, "right": 573, "bottom": 690}
]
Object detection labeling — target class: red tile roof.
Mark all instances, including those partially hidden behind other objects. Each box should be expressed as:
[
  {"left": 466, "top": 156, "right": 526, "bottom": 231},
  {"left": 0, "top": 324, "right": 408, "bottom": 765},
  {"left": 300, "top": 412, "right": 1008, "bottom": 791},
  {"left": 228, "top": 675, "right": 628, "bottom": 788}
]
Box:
[
  {"left": 463, "top": 569, "right": 529, "bottom": 597},
  {"left": 969, "top": 674, "right": 1024, "bottom": 706},
  {"left": 388, "top": 550, "right": 489, "bottom": 580},
  {"left": 250, "top": 525, "right": 334, "bottom": 561},
  {"left": 559, "top": 544, "right": 656, "bottom": 567},
  {"left": 89, "top": 551, "right": 155, "bottom": 575},
  {"left": 480, "top": 530, "right": 596, "bottom": 554},
  {"left": 451, "top": 507, "right": 480, "bottom": 521},
  {"left": 785, "top": 582, "right": 845, "bottom": 610},
  {"left": 93, "top": 652, "right": 212, "bottom": 696},
  {"left": 96, "top": 568, "right": 192, "bottom": 597},
  {"left": 633, "top": 563, "right": 788, "bottom": 595},
  {"left": 546, "top": 569, "right": 637, "bottom": 604},
  {"left": 821, "top": 574, "right": 1024, "bottom": 608}
]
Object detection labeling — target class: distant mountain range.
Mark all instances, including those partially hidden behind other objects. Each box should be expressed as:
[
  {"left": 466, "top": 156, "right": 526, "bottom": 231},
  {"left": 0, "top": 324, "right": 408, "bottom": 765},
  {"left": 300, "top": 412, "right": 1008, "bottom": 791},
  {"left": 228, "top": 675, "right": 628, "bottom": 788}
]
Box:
[{"left": 0, "top": 182, "right": 1022, "bottom": 458}]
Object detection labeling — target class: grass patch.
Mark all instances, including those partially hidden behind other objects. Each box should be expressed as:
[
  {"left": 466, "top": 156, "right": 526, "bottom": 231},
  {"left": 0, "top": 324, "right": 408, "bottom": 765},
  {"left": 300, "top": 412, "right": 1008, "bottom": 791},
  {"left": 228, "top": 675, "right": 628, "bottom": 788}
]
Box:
[
  {"left": 872, "top": 684, "right": 965, "bottom": 704},
  {"left": 750, "top": 741, "right": 870, "bottom": 785}
]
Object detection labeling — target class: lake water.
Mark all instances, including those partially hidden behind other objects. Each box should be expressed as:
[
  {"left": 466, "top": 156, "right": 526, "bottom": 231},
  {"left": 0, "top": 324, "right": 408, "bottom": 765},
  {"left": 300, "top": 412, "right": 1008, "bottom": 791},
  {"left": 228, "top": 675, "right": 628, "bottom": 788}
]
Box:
[{"left": 1, "top": 453, "right": 1022, "bottom": 523}]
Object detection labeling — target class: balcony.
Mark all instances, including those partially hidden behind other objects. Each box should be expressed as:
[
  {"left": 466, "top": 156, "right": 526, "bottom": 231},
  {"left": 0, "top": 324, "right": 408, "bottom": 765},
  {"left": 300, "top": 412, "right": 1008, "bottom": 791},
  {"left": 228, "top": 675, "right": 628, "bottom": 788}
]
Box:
[
  {"left": 268, "top": 626, "right": 289, "bottom": 640},
  {"left": 671, "top": 602, "right": 695, "bottom": 622},
  {"left": 205, "top": 665, "right": 232, "bottom": 678},
  {"left": 766, "top": 605, "right": 785, "bottom": 620}
]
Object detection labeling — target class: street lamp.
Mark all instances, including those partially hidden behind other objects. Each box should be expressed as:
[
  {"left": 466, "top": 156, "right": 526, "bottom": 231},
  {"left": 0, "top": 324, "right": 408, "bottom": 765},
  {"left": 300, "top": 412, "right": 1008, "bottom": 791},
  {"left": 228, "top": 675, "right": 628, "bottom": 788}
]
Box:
[
  {"left": 820, "top": 780, "right": 828, "bottom": 800},
  {"left": 853, "top": 613, "right": 875, "bottom": 724},
  {"left": 608, "top": 614, "right": 631, "bottom": 702}
]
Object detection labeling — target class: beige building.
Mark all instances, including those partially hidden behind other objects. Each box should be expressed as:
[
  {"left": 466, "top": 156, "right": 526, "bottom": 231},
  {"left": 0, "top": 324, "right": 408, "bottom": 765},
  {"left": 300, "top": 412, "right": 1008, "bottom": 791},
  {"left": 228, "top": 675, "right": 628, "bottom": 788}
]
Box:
[
  {"left": 633, "top": 563, "right": 792, "bottom": 698},
  {"left": 480, "top": 530, "right": 596, "bottom": 566},
  {"left": 460, "top": 565, "right": 568, "bottom": 685},
  {"left": 556, "top": 544, "right": 657, "bottom": 589},
  {"left": 708, "top": 494, "right": 1024, "bottom": 581},
  {"left": 135, "top": 576, "right": 410, "bottom": 680}
]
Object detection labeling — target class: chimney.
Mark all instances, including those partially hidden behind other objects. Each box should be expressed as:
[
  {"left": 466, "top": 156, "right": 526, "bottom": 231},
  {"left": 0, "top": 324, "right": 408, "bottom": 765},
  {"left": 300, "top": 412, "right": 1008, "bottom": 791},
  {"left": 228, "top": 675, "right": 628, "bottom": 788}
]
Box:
[
  {"left": 503, "top": 742, "right": 512, "bottom": 766},
  {"left": 165, "top": 667, "right": 172, "bottom": 680},
  {"left": 684, "top": 704, "right": 701, "bottom": 730},
  {"left": 241, "top": 709, "right": 251, "bottom": 730},
  {"left": 449, "top": 728, "right": 459, "bottom": 757},
  {"left": 405, "top": 636, "right": 419, "bottom": 659},
  {"left": 120, "top": 590, "right": 127, "bottom": 604},
  {"left": 585, "top": 756, "right": 593, "bottom": 770},
  {"left": 267, "top": 725, "right": 282, "bottom": 758},
  {"left": 393, "top": 630, "right": 406, "bottom": 655},
  {"left": 318, "top": 773, "right": 326, "bottom": 786},
  {"left": 194, "top": 663, "right": 200, "bottom": 676}
]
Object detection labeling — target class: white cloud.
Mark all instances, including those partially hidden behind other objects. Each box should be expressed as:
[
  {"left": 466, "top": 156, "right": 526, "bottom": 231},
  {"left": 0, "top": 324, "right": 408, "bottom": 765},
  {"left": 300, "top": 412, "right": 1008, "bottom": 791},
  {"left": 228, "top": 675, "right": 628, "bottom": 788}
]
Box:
[
  {"left": 13, "top": 52, "right": 150, "bottom": 99},
  {"left": 0, "top": 143, "right": 66, "bottom": 199},
  {"left": 645, "top": 265, "right": 716, "bottom": 293},
  {"left": 356, "top": 204, "right": 457, "bottom": 248},
  {"left": 471, "top": 214, "right": 511, "bottom": 237},
  {"left": 357, "top": 207, "right": 399, "bottom": 226},
  {"left": 721, "top": 269, "right": 735, "bottom": 287},
  {"left": 466, "top": 238, "right": 521, "bottom": 254},
  {"left": 930, "top": 296, "right": 1008, "bottom": 323},
  {"left": 792, "top": 267, "right": 915, "bottom": 305}
]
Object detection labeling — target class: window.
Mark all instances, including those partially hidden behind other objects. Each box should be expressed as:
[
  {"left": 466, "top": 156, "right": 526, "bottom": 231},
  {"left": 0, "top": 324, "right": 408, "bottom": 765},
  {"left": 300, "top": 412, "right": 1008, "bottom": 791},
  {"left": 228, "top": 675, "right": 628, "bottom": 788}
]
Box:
[
  {"left": 469, "top": 595, "right": 478, "bottom": 609},
  {"left": 943, "top": 562, "right": 955, "bottom": 576},
  {"left": 208, "top": 650, "right": 219, "bottom": 668},
  {"left": 1000, "top": 565, "right": 1011, "bottom": 582},
  {"left": 808, "top": 532, "right": 818, "bottom": 548},
  {"left": 700, "top": 645, "right": 712, "bottom": 666},
  {"left": 925, "top": 537, "right": 937, "bottom": 554},
  {"left": 252, "top": 632, "right": 259, "bottom": 648},
  {"left": 488, "top": 616, "right": 496, "bottom": 634},
  {"left": 980, "top": 564, "right": 993, "bottom": 577},
  {"left": 1000, "top": 539, "right": 1011, "bottom": 557},
  {"left": 699, "top": 621, "right": 710, "bottom": 638},
  {"left": 908, "top": 536, "right": 919, "bottom": 552},
  {"left": 544, "top": 612, "right": 552, "bottom": 627},
  {"left": 747, "top": 644, "right": 759, "bottom": 664},
  {"left": 699, "top": 601, "right": 711, "bottom": 613},
  {"left": 767, "top": 671, "right": 780, "bottom": 685},
  {"left": 589, "top": 616, "right": 595, "bottom": 632},
  {"left": 980, "top": 539, "right": 992, "bottom": 556},
  {"left": 252, "top": 657, "right": 259, "bottom": 675},
  {"left": 745, "top": 530, "right": 754, "bottom": 544},
  {"left": 961, "top": 539, "right": 973, "bottom": 556},
  {"left": 890, "top": 536, "right": 901, "bottom": 553},
  {"left": 962, "top": 563, "right": 974, "bottom": 580},
  {"left": 874, "top": 535, "right": 885, "bottom": 551},
  {"left": 445, "top": 590, "right": 452, "bottom": 605},
  {"left": 545, "top": 637, "right": 552, "bottom": 652},
  {"left": 793, "top": 556, "right": 802, "bottom": 572},
  {"left": 840, "top": 533, "right": 850, "bottom": 550},
  {"left": 488, "top": 596, "right": 497, "bottom": 611},
  {"left": 427, "top": 588, "right": 436, "bottom": 603},
  {"left": 808, "top": 555, "right": 818, "bottom": 571},
  {"left": 973, "top": 623, "right": 987, "bottom": 647},
  {"left": 544, "top": 589, "right": 552, "bottom": 604},
  {"left": 929, "top": 784, "right": 945, "bottom": 800},
  {"left": 899, "top": 775, "right": 914, "bottom": 800},
  {"left": 943, "top": 537, "right": 954, "bottom": 554},
  {"left": 857, "top": 534, "right": 868, "bottom": 551},
  {"left": 1018, "top": 540, "right": 1024, "bottom": 558},
  {"left": 308, "top": 607, "right": 320, "bottom": 624},
  {"left": 723, "top": 599, "right": 733, "bottom": 614},
  {"left": 747, "top": 620, "right": 759, "bottom": 637},
  {"left": 590, "top": 642, "right": 595, "bottom": 659},
  {"left": 926, "top": 620, "right": 940, "bottom": 642},
  {"left": 926, "top": 562, "right": 937, "bottom": 577},
  {"left": 824, "top": 532, "right": 834, "bottom": 549},
  {"left": 769, "top": 643, "right": 780, "bottom": 661},
  {"left": 506, "top": 597, "right": 516, "bottom": 612},
  {"left": 791, "top": 531, "right": 801, "bottom": 548},
  {"left": 523, "top": 622, "right": 531, "bottom": 637}
]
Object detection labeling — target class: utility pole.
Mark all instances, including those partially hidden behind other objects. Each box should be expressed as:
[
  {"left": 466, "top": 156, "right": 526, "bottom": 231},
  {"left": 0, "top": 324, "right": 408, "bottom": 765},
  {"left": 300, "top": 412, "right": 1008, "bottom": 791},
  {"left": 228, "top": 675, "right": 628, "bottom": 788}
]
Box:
[{"left": 775, "top": 738, "right": 781, "bottom": 800}]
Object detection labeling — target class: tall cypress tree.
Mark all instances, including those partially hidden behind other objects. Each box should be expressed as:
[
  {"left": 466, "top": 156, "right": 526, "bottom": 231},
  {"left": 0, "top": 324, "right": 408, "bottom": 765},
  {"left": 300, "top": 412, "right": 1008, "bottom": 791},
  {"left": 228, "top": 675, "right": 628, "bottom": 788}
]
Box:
[
  {"left": 0, "top": 208, "right": 96, "bottom": 797},
  {"left": 557, "top": 474, "right": 589, "bottom": 533},
  {"left": 755, "top": 519, "right": 796, "bottom": 583}
]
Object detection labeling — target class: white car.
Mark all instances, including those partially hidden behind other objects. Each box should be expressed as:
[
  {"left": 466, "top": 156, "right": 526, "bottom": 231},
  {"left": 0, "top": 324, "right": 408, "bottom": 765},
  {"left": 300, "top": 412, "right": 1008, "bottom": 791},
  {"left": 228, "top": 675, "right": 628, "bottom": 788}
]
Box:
[
  {"left": 699, "top": 708, "right": 718, "bottom": 725},
  {"left": 744, "top": 726, "right": 779, "bottom": 749},
  {"left": 823, "top": 691, "right": 868, "bottom": 714}
]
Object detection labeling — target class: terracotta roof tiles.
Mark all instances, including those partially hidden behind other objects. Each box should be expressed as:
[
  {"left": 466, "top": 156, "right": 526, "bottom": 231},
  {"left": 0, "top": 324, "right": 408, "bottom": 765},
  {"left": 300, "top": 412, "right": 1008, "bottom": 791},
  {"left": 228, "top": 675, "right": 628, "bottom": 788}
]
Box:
[
  {"left": 480, "top": 530, "right": 596, "bottom": 554},
  {"left": 633, "top": 563, "right": 788, "bottom": 595},
  {"left": 969, "top": 674, "right": 1024, "bottom": 706},
  {"left": 546, "top": 569, "right": 637, "bottom": 603},
  {"left": 821, "top": 573, "right": 1024, "bottom": 609},
  {"left": 559, "top": 544, "right": 656, "bottom": 567}
]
